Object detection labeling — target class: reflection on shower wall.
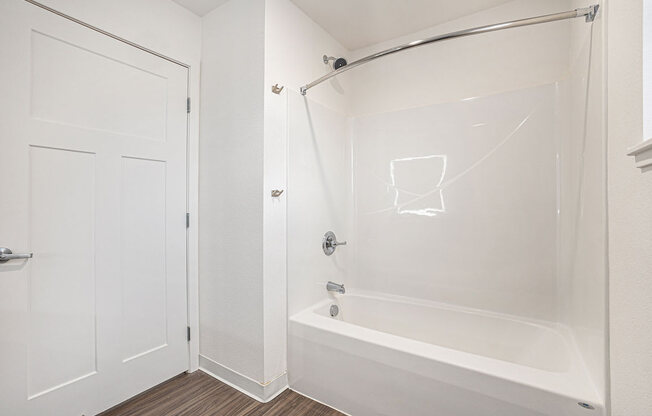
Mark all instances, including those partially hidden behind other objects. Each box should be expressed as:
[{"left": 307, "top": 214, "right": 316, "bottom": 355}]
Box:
[{"left": 351, "top": 84, "right": 560, "bottom": 321}]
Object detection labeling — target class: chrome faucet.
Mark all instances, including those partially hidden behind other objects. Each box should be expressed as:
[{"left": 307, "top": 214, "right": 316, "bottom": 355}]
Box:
[{"left": 327, "top": 281, "right": 345, "bottom": 294}]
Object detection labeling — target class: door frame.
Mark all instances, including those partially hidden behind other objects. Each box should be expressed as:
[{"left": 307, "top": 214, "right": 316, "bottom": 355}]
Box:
[{"left": 22, "top": 0, "right": 201, "bottom": 373}]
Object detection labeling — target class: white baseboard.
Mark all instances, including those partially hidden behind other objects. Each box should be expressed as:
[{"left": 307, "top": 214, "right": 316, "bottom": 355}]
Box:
[
  {"left": 199, "top": 355, "right": 288, "bottom": 403},
  {"left": 289, "top": 387, "right": 352, "bottom": 416}
]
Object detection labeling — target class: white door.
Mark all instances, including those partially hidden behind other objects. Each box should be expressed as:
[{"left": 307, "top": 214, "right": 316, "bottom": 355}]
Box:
[{"left": 0, "top": 2, "right": 189, "bottom": 415}]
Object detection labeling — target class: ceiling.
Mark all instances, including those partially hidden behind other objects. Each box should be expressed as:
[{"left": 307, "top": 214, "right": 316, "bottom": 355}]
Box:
[
  {"left": 171, "top": 0, "right": 230, "bottom": 17},
  {"left": 290, "top": 0, "right": 514, "bottom": 50},
  {"left": 172, "top": 0, "right": 514, "bottom": 50}
]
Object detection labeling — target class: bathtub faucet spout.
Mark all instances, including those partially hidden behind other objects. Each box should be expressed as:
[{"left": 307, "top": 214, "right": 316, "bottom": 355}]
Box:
[{"left": 327, "top": 281, "right": 345, "bottom": 294}]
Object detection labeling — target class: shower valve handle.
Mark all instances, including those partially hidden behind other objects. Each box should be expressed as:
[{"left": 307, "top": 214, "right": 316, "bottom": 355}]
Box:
[{"left": 323, "top": 231, "right": 346, "bottom": 256}]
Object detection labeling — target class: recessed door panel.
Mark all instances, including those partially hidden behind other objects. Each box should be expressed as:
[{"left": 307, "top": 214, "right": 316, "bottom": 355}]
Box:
[
  {"left": 30, "top": 30, "right": 168, "bottom": 141},
  {"left": 28, "top": 146, "right": 96, "bottom": 399},
  {"left": 121, "top": 157, "right": 168, "bottom": 362}
]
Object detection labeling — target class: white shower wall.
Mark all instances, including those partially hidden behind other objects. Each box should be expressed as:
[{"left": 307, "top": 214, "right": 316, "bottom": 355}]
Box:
[
  {"left": 559, "top": 0, "right": 607, "bottom": 398},
  {"left": 345, "top": 0, "right": 574, "bottom": 116},
  {"left": 351, "top": 84, "right": 559, "bottom": 321},
  {"left": 287, "top": 93, "right": 352, "bottom": 316},
  {"left": 285, "top": 0, "right": 606, "bottom": 403}
]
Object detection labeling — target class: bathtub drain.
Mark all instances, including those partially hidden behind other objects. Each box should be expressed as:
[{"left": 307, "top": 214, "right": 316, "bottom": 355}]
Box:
[{"left": 330, "top": 304, "right": 339, "bottom": 317}]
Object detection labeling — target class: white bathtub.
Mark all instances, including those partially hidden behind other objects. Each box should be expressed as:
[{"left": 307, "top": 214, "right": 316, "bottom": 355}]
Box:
[{"left": 288, "top": 291, "right": 604, "bottom": 416}]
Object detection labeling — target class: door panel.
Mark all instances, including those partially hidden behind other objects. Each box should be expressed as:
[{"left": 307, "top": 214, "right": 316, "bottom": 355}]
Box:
[
  {"left": 0, "top": 1, "right": 189, "bottom": 415},
  {"left": 28, "top": 146, "right": 97, "bottom": 399},
  {"left": 121, "top": 156, "right": 168, "bottom": 362},
  {"left": 30, "top": 30, "right": 169, "bottom": 141}
]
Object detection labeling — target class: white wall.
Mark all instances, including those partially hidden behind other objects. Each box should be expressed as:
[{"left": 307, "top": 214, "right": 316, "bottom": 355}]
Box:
[
  {"left": 608, "top": 0, "right": 652, "bottom": 415},
  {"left": 644, "top": 0, "right": 652, "bottom": 139},
  {"left": 351, "top": 84, "right": 560, "bottom": 321},
  {"left": 37, "top": 0, "right": 201, "bottom": 65},
  {"left": 346, "top": 0, "right": 573, "bottom": 116},
  {"left": 559, "top": 0, "right": 608, "bottom": 401},
  {"left": 287, "top": 92, "right": 351, "bottom": 316},
  {"left": 263, "top": 0, "right": 349, "bottom": 384},
  {"left": 265, "top": 0, "right": 349, "bottom": 108},
  {"left": 344, "top": 0, "right": 594, "bottom": 323},
  {"left": 198, "top": 0, "right": 350, "bottom": 396},
  {"left": 264, "top": 0, "right": 351, "bottom": 318},
  {"left": 199, "top": 0, "right": 266, "bottom": 385}
]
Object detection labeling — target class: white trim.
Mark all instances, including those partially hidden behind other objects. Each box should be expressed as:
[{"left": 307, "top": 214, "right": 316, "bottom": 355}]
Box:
[
  {"left": 199, "top": 355, "right": 288, "bottom": 402},
  {"left": 627, "top": 137, "right": 652, "bottom": 171},
  {"left": 288, "top": 388, "right": 352, "bottom": 416},
  {"left": 186, "top": 63, "right": 201, "bottom": 373}
]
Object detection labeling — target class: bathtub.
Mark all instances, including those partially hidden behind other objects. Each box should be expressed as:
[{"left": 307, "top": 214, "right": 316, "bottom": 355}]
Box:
[{"left": 288, "top": 291, "right": 604, "bottom": 416}]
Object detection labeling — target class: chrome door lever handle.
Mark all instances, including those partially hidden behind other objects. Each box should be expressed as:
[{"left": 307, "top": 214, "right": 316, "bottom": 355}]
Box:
[{"left": 0, "top": 247, "right": 33, "bottom": 263}]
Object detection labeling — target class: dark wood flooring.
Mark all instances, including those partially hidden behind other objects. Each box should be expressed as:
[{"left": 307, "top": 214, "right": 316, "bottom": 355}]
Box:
[{"left": 99, "top": 371, "right": 345, "bottom": 416}]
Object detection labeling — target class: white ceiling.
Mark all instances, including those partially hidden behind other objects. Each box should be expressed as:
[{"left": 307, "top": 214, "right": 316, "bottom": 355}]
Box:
[
  {"left": 290, "top": 0, "right": 514, "bottom": 50},
  {"left": 171, "top": 0, "right": 230, "bottom": 16},
  {"left": 172, "top": 0, "right": 514, "bottom": 50}
]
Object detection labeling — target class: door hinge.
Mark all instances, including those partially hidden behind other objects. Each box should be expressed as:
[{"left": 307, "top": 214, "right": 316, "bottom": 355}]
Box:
[
  {"left": 187, "top": 326, "right": 191, "bottom": 342},
  {"left": 186, "top": 212, "right": 190, "bottom": 228},
  {"left": 186, "top": 97, "right": 191, "bottom": 113}
]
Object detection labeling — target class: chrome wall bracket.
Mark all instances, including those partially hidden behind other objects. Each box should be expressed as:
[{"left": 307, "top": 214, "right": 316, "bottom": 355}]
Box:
[
  {"left": 271, "top": 84, "right": 284, "bottom": 94},
  {"left": 271, "top": 189, "right": 284, "bottom": 197},
  {"left": 580, "top": 4, "right": 599, "bottom": 22}
]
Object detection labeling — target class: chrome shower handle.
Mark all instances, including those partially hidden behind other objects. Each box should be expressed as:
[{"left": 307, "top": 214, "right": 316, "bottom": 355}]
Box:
[
  {"left": 0, "top": 247, "right": 33, "bottom": 263},
  {"left": 323, "top": 231, "right": 346, "bottom": 256}
]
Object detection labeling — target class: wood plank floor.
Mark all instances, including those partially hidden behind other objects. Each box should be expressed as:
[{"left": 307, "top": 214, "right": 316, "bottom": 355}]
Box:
[{"left": 99, "top": 371, "right": 345, "bottom": 416}]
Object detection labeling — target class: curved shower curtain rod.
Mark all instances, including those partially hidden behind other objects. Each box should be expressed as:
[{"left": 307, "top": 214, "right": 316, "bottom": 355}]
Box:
[{"left": 300, "top": 4, "right": 599, "bottom": 96}]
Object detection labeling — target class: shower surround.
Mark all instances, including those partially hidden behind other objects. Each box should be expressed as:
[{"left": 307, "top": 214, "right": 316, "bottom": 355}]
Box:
[{"left": 286, "top": 1, "right": 606, "bottom": 414}]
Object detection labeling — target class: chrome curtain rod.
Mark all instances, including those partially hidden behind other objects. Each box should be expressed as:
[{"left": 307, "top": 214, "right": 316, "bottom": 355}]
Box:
[{"left": 300, "top": 5, "right": 599, "bottom": 95}]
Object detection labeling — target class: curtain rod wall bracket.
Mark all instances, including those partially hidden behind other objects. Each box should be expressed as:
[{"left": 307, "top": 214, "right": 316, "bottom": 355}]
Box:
[
  {"left": 580, "top": 4, "right": 599, "bottom": 22},
  {"left": 299, "top": 4, "right": 600, "bottom": 96}
]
